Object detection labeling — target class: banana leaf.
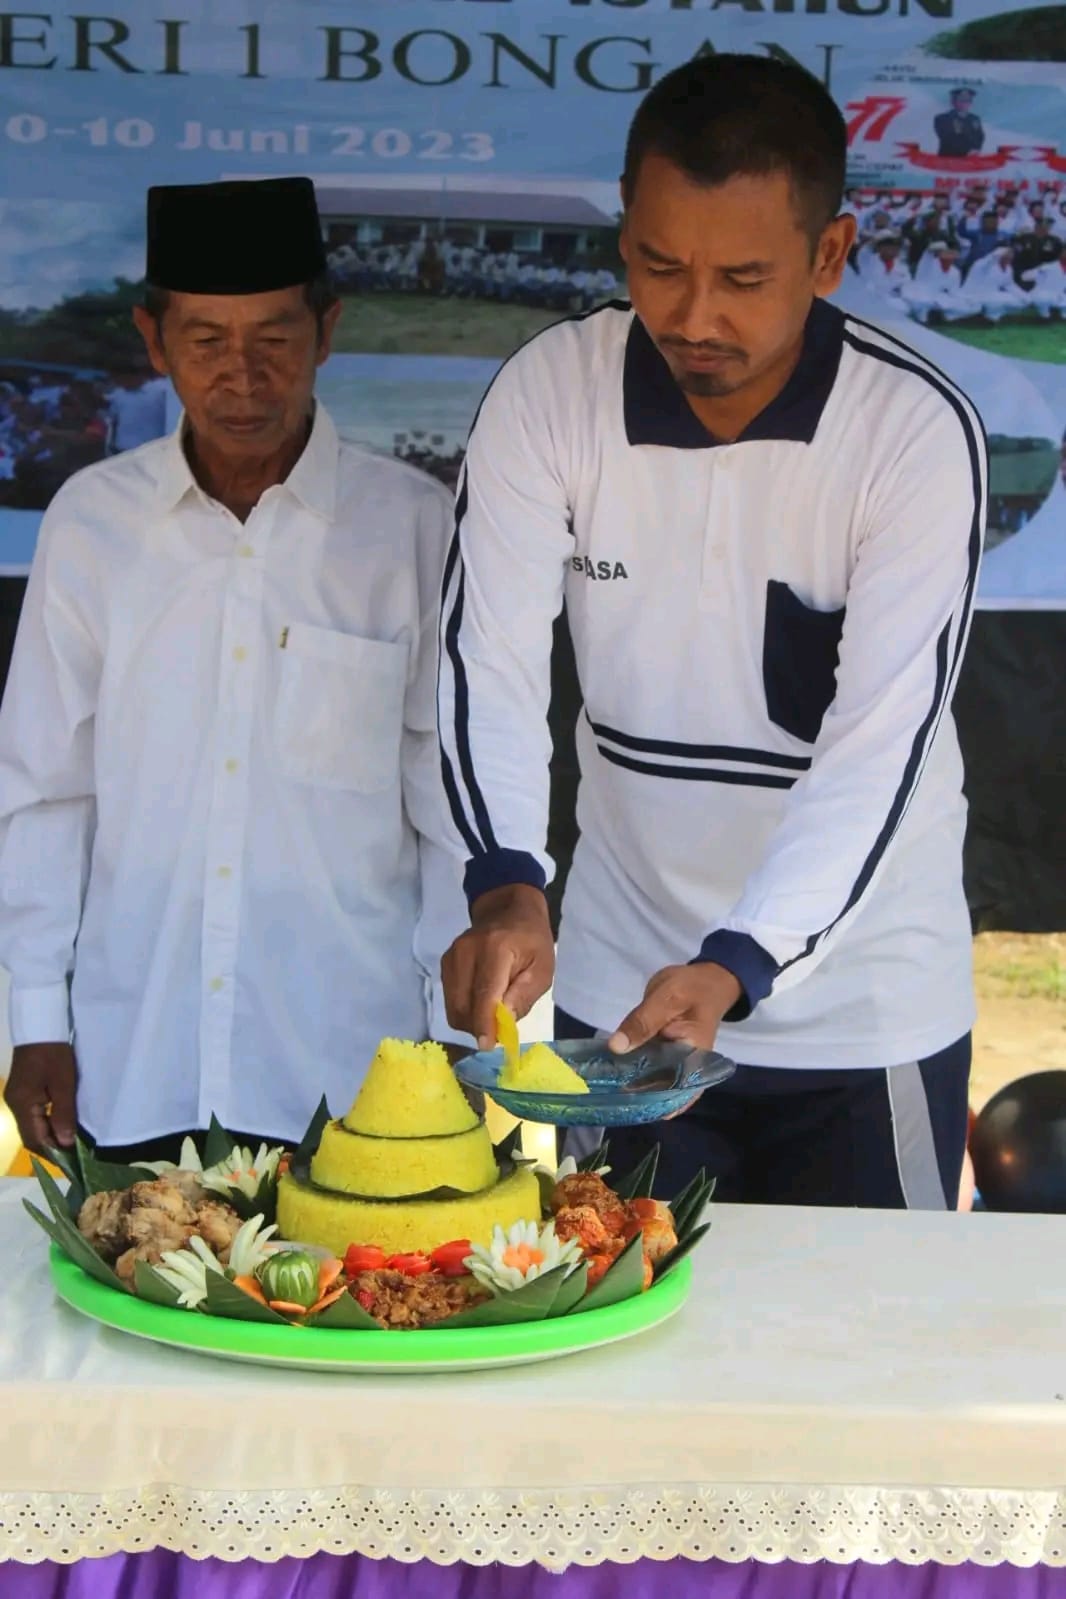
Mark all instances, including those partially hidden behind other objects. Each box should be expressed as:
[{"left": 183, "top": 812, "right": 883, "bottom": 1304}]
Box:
[
  {"left": 201, "top": 1114, "right": 239, "bottom": 1170},
  {"left": 653, "top": 1221, "right": 712, "bottom": 1282},
  {"left": 42, "top": 1143, "right": 85, "bottom": 1216},
  {"left": 668, "top": 1168, "right": 708, "bottom": 1229},
  {"left": 672, "top": 1174, "right": 715, "bottom": 1243},
  {"left": 436, "top": 1263, "right": 572, "bottom": 1328},
  {"left": 204, "top": 1270, "right": 290, "bottom": 1325},
  {"left": 74, "top": 1135, "right": 156, "bottom": 1200},
  {"left": 307, "top": 1291, "right": 381, "bottom": 1331},
  {"left": 288, "top": 1095, "right": 332, "bottom": 1182},
  {"left": 612, "top": 1144, "right": 659, "bottom": 1201},
  {"left": 577, "top": 1139, "right": 610, "bottom": 1173},
  {"left": 535, "top": 1166, "right": 557, "bottom": 1215},
  {"left": 572, "top": 1233, "right": 646, "bottom": 1314},
  {"left": 546, "top": 1260, "right": 589, "bottom": 1317}
]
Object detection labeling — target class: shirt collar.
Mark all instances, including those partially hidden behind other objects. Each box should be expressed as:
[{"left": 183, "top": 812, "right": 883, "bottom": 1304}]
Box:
[
  {"left": 622, "top": 297, "right": 844, "bottom": 450},
  {"left": 153, "top": 401, "right": 339, "bottom": 520}
]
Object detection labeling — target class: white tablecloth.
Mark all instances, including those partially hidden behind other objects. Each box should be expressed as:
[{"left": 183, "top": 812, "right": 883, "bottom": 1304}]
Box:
[{"left": 1, "top": 1180, "right": 1064, "bottom": 1569}]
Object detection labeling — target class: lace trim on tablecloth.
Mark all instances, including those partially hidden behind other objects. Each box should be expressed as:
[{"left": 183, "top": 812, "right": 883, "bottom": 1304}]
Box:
[{"left": 2, "top": 1484, "right": 1066, "bottom": 1569}]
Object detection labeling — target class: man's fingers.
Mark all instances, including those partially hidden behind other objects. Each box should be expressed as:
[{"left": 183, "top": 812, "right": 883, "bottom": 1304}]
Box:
[
  {"left": 14, "top": 1099, "right": 54, "bottom": 1159},
  {"left": 608, "top": 986, "right": 682, "bottom": 1054},
  {"left": 442, "top": 941, "right": 476, "bottom": 1035},
  {"left": 470, "top": 945, "right": 521, "bottom": 1050},
  {"left": 48, "top": 1075, "right": 77, "bottom": 1147},
  {"left": 502, "top": 960, "right": 552, "bottom": 1025}
]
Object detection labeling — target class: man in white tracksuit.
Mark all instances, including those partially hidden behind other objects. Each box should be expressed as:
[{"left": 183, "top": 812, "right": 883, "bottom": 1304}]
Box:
[{"left": 438, "top": 56, "right": 986, "bottom": 1209}]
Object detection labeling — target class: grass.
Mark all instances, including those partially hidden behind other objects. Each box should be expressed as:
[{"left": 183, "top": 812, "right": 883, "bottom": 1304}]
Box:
[
  {"left": 330, "top": 294, "right": 563, "bottom": 358},
  {"left": 973, "top": 932, "right": 1066, "bottom": 1004},
  {"left": 936, "top": 318, "right": 1066, "bottom": 366}
]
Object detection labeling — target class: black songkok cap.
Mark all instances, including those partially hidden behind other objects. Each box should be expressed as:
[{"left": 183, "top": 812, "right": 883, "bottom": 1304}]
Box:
[{"left": 145, "top": 177, "right": 327, "bottom": 294}]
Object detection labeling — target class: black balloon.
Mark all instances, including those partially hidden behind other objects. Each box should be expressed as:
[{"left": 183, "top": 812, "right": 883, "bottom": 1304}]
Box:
[{"left": 970, "top": 1071, "right": 1066, "bottom": 1213}]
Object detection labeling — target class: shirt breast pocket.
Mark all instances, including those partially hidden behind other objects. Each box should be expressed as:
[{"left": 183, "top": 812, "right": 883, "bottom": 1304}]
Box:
[
  {"left": 274, "top": 623, "right": 408, "bottom": 793},
  {"left": 762, "top": 579, "right": 846, "bottom": 746}
]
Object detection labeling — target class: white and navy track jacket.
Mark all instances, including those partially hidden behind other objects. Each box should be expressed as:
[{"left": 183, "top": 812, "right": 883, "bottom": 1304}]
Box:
[{"left": 438, "top": 300, "right": 987, "bottom": 1069}]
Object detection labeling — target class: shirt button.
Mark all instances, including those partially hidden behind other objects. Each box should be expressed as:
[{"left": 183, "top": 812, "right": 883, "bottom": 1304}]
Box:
[
  {"left": 209, "top": 977, "right": 224, "bottom": 994},
  {"left": 232, "top": 646, "right": 247, "bottom": 662},
  {"left": 237, "top": 544, "right": 254, "bottom": 559},
  {"left": 225, "top": 758, "right": 239, "bottom": 774},
  {"left": 217, "top": 866, "right": 233, "bottom": 879}
]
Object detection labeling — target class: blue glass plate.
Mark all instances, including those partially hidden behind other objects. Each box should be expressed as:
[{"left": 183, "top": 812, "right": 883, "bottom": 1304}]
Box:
[{"left": 455, "top": 1039, "right": 735, "bottom": 1127}]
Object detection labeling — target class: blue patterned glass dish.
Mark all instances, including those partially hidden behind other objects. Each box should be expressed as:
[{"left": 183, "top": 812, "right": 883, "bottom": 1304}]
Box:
[{"left": 455, "top": 1039, "right": 735, "bottom": 1127}]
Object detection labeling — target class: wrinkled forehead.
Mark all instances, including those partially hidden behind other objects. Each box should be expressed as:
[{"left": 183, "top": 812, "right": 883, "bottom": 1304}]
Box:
[{"left": 164, "top": 286, "right": 312, "bottom": 331}]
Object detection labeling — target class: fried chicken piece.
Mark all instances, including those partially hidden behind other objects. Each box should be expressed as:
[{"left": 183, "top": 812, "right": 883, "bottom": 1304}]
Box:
[
  {"left": 127, "top": 1179, "right": 197, "bottom": 1225},
  {"left": 77, "top": 1190, "right": 131, "bottom": 1262},
  {"left": 125, "top": 1210, "right": 191, "bottom": 1255},
  {"left": 194, "top": 1199, "right": 242, "bottom": 1261},
  {"left": 156, "top": 1168, "right": 207, "bottom": 1205},
  {"left": 626, "top": 1198, "right": 678, "bottom": 1264},
  {"left": 123, "top": 1181, "right": 197, "bottom": 1255},
  {"left": 114, "top": 1241, "right": 180, "bottom": 1284},
  {"left": 553, "top": 1204, "right": 613, "bottom": 1255},
  {"left": 550, "top": 1173, "right": 628, "bottom": 1235}
]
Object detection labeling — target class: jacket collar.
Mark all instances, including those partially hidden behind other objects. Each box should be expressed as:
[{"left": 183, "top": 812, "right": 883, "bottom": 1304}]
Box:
[{"left": 622, "top": 297, "right": 844, "bottom": 449}]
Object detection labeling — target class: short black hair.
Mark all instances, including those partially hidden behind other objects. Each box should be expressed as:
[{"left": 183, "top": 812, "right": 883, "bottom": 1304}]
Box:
[
  {"left": 621, "top": 53, "right": 847, "bottom": 245},
  {"left": 143, "top": 271, "right": 338, "bottom": 338}
]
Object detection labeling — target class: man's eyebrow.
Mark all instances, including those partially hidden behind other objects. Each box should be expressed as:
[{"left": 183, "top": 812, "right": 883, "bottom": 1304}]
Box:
[{"left": 636, "top": 243, "right": 773, "bottom": 273}]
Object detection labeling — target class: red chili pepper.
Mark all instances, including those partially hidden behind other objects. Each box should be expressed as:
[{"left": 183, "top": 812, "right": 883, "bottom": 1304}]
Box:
[
  {"left": 430, "top": 1239, "right": 473, "bottom": 1277},
  {"left": 385, "top": 1252, "right": 433, "bottom": 1277},
  {"left": 355, "top": 1289, "right": 375, "bottom": 1311},
  {"left": 344, "top": 1244, "right": 387, "bottom": 1274}
]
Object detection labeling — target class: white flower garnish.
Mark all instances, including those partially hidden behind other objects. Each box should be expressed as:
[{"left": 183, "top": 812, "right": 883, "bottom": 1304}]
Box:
[
  {"left": 201, "top": 1142, "right": 282, "bottom": 1199},
  {"left": 141, "top": 1138, "right": 283, "bottom": 1198},
  {"left": 150, "top": 1216, "right": 277, "bottom": 1309},
  {"left": 153, "top": 1234, "right": 224, "bottom": 1309},
  {"left": 466, "top": 1218, "right": 583, "bottom": 1296},
  {"left": 139, "top": 1137, "right": 206, "bottom": 1177},
  {"left": 226, "top": 1213, "right": 279, "bottom": 1278}
]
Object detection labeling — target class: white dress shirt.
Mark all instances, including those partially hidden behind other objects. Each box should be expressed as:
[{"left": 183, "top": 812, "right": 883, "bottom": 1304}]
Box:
[{"left": 0, "top": 405, "right": 466, "bottom": 1144}]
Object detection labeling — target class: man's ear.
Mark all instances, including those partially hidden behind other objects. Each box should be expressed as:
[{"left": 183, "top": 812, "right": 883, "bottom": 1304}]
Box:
[
  {"left": 316, "top": 300, "right": 343, "bottom": 368},
  {"left": 132, "top": 306, "right": 170, "bottom": 378}
]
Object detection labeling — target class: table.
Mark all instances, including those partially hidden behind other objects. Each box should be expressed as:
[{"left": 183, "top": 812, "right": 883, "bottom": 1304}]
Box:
[{"left": 1, "top": 1181, "right": 1064, "bottom": 1593}]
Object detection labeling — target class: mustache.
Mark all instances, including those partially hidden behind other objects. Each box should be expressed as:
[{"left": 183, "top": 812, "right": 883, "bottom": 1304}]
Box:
[{"left": 660, "top": 338, "right": 747, "bottom": 359}]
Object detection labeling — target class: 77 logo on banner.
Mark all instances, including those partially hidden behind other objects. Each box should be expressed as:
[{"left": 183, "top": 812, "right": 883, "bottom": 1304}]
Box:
[{"left": 845, "top": 96, "right": 907, "bottom": 144}]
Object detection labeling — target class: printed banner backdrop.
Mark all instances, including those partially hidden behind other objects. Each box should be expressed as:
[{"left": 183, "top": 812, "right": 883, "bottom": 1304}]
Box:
[{"left": 0, "top": 0, "right": 1063, "bottom": 604}]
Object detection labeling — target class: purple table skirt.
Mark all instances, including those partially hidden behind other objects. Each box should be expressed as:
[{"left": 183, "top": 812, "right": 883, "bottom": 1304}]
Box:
[{"left": 6, "top": 1555, "right": 1066, "bottom": 1598}]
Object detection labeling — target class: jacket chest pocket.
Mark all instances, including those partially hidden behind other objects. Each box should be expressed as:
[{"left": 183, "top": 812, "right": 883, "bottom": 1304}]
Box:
[
  {"left": 762, "top": 580, "right": 846, "bottom": 745},
  {"left": 275, "top": 623, "right": 408, "bottom": 792}
]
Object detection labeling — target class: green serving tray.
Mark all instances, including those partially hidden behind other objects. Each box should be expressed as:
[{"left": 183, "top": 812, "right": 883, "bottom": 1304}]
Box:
[{"left": 49, "top": 1246, "right": 692, "bottom": 1373}]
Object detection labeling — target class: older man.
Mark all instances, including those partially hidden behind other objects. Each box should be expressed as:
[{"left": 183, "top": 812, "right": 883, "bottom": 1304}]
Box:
[{"left": 0, "top": 177, "right": 463, "bottom": 1160}]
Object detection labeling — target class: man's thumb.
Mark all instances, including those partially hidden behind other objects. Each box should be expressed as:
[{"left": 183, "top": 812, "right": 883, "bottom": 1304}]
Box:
[{"left": 608, "top": 997, "right": 663, "bottom": 1055}]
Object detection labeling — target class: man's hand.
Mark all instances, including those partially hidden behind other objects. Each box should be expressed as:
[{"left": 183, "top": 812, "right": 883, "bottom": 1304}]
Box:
[
  {"left": 442, "top": 883, "right": 555, "bottom": 1049},
  {"left": 4, "top": 1042, "right": 78, "bottom": 1155},
  {"left": 608, "top": 963, "right": 743, "bottom": 1054}
]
